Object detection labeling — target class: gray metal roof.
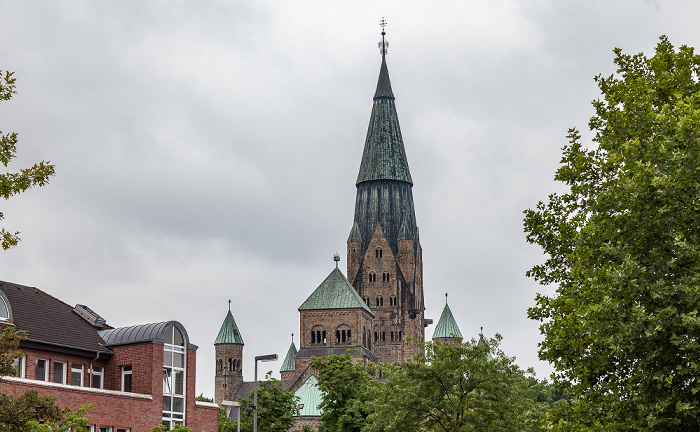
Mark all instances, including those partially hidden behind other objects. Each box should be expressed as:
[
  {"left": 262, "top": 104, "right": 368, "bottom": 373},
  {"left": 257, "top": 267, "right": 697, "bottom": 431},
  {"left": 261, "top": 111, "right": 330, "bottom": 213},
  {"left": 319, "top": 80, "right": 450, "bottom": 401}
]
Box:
[{"left": 99, "top": 321, "right": 197, "bottom": 350}]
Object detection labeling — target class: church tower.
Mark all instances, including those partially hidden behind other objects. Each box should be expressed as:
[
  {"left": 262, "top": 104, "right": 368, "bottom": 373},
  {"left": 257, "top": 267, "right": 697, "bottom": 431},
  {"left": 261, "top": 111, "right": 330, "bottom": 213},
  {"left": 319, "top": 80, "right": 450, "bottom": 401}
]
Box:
[
  {"left": 347, "top": 23, "right": 425, "bottom": 364},
  {"left": 214, "top": 301, "right": 244, "bottom": 404}
]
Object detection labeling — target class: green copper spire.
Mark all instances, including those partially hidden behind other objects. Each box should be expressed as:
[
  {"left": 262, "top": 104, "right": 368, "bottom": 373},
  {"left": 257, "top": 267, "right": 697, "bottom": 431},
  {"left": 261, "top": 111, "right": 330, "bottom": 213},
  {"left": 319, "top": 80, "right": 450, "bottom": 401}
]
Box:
[
  {"left": 280, "top": 334, "right": 297, "bottom": 372},
  {"left": 432, "top": 293, "right": 463, "bottom": 339},
  {"left": 299, "top": 266, "right": 374, "bottom": 316},
  {"left": 356, "top": 27, "right": 412, "bottom": 186},
  {"left": 214, "top": 301, "right": 244, "bottom": 344}
]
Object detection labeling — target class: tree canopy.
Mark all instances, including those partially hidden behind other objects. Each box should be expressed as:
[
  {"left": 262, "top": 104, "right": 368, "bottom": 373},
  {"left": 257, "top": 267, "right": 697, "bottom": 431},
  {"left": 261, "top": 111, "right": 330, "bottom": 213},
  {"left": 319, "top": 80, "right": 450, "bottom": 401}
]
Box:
[
  {"left": 524, "top": 36, "right": 700, "bottom": 430},
  {"left": 311, "top": 337, "right": 550, "bottom": 432},
  {"left": 0, "top": 70, "right": 55, "bottom": 249},
  {"left": 236, "top": 372, "right": 299, "bottom": 432}
]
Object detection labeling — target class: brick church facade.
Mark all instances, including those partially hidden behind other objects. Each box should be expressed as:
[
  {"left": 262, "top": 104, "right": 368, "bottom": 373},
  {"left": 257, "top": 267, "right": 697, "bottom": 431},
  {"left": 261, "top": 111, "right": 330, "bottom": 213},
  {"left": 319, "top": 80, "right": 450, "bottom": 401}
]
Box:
[{"left": 214, "top": 30, "right": 459, "bottom": 421}]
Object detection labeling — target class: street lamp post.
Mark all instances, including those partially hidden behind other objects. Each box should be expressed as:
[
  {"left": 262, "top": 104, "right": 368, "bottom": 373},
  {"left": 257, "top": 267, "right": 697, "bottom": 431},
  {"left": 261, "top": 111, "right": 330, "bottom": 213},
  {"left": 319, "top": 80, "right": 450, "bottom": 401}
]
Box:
[
  {"left": 253, "top": 354, "right": 278, "bottom": 432},
  {"left": 221, "top": 400, "right": 241, "bottom": 432}
]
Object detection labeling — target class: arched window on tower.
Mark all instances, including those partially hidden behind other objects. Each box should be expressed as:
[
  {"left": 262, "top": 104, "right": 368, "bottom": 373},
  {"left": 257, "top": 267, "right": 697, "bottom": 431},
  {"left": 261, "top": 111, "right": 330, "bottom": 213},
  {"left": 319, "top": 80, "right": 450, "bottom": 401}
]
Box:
[
  {"left": 369, "top": 272, "right": 376, "bottom": 283},
  {"left": 375, "top": 248, "right": 383, "bottom": 258},
  {"left": 383, "top": 272, "right": 390, "bottom": 282},
  {"left": 311, "top": 326, "right": 327, "bottom": 345},
  {"left": 228, "top": 358, "right": 233, "bottom": 372}
]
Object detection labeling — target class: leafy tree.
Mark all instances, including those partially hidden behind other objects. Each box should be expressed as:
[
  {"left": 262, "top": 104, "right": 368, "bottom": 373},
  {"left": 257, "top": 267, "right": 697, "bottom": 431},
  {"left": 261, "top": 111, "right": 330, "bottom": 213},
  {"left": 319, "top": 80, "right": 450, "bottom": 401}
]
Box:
[
  {"left": 0, "top": 322, "right": 26, "bottom": 377},
  {"left": 524, "top": 36, "right": 700, "bottom": 430},
  {"left": 237, "top": 372, "right": 299, "bottom": 432},
  {"left": 152, "top": 425, "right": 193, "bottom": 432},
  {"left": 26, "top": 404, "right": 92, "bottom": 432},
  {"left": 365, "top": 336, "right": 544, "bottom": 432},
  {"left": 195, "top": 394, "right": 214, "bottom": 403},
  {"left": 0, "top": 70, "right": 55, "bottom": 249},
  {"left": 0, "top": 390, "right": 63, "bottom": 431},
  {"left": 218, "top": 408, "right": 236, "bottom": 432},
  {"left": 310, "top": 354, "right": 379, "bottom": 432}
]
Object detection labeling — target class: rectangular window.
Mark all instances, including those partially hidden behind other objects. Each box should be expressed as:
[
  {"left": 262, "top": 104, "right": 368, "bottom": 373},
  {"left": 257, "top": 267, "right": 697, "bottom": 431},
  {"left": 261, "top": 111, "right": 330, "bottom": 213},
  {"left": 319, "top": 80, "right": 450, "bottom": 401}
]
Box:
[
  {"left": 91, "top": 366, "right": 104, "bottom": 389},
  {"left": 98, "top": 427, "right": 112, "bottom": 432},
  {"left": 35, "top": 359, "right": 48, "bottom": 381},
  {"left": 53, "top": 361, "right": 66, "bottom": 384},
  {"left": 116, "top": 428, "right": 130, "bottom": 432},
  {"left": 121, "top": 365, "right": 132, "bottom": 392},
  {"left": 71, "top": 363, "right": 84, "bottom": 386},
  {"left": 12, "top": 355, "right": 25, "bottom": 378}
]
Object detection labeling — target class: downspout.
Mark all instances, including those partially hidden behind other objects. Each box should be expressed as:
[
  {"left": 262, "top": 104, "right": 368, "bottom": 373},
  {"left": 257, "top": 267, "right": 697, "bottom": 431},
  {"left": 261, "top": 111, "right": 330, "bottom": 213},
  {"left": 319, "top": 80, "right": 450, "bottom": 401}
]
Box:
[{"left": 89, "top": 351, "right": 100, "bottom": 388}]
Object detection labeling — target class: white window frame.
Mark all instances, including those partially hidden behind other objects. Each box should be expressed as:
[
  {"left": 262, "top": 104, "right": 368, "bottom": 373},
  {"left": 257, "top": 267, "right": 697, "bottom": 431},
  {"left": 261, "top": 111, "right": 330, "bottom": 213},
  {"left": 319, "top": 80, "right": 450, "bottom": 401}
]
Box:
[
  {"left": 71, "top": 363, "right": 84, "bottom": 387},
  {"left": 90, "top": 366, "right": 104, "bottom": 389},
  {"left": 53, "top": 361, "right": 67, "bottom": 384},
  {"left": 162, "top": 326, "right": 187, "bottom": 428},
  {"left": 121, "top": 365, "right": 132, "bottom": 392},
  {"left": 35, "top": 358, "right": 49, "bottom": 381},
  {"left": 116, "top": 428, "right": 131, "bottom": 432},
  {"left": 12, "top": 355, "right": 25, "bottom": 378},
  {"left": 98, "top": 427, "right": 113, "bottom": 432}
]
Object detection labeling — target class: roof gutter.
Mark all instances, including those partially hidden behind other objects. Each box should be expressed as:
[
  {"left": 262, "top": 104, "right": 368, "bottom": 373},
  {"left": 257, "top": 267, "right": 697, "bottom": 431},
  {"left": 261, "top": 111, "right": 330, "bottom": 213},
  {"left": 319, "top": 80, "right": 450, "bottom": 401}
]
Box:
[{"left": 89, "top": 351, "right": 100, "bottom": 388}]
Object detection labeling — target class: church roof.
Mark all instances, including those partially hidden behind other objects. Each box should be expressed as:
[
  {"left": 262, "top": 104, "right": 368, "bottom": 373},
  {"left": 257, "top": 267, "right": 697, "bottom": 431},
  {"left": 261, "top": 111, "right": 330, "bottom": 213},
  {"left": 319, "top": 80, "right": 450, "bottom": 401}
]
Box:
[
  {"left": 348, "top": 221, "right": 362, "bottom": 243},
  {"left": 356, "top": 36, "right": 413, "bottom": 186},
  {"left": 215, "top": 308, "right": 244, "bottom": 345},
  {"left": 280, "top": 339, "right": 297, "bottom": 372},
  {"left": 298, "top": 267, "right": 374, "bottom": 316},
  {"left": 432, "top": 297, "right": 462, "bottom": 339},
  {"left": 294, "top": 375, "right": 323, "bottom": 417}
]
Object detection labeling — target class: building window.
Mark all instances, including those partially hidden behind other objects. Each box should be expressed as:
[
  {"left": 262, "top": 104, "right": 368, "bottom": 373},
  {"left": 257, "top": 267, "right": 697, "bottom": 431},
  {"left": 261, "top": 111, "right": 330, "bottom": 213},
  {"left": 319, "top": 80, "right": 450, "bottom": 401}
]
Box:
[
  {"left": 35, "top": 358, "right": 48, "bottom": 381},
  {"left": 382, "top": 332, "right": 386, "bottom": 342},
  {"left": 399, "top": 331, "right": 402, "bottom": 341},
  {"left": 116, "top": 428, "right": 130, "bottom": 432},
  {"left": 383, "top": 272, "right": 389, "bottom": 282},
  {"left": 374, "top": 332, "right": 378, "bottom": 342},
  {"left": 311, "top": 327, "right": 327, "bottom": 345},
  {"left": 391, "top": 331, "right": 394, "bottom": 342},
  {"left": 12, "top": 355, "right": 25, "bottom": 378},
  {"left": 90, "top": 366, "right": 104, "bottom": 389},
  {"left": 376, "top": 297, "right": 383, "bottom": 307},
  {"left": 163, "top": 326, "right": 187, "bottom": 429},
  {"left": 121, "top": 365, "right": 132, "bottom": 392},
  {"left": 98, "top": 427, "right": 112, "bottom": 432},
  {"left": 53, "top": 361, "right": 67, "bottom": 384},
  {"left": 369, "top": 272, "right": 376, "bottom": 282},
  {"left": 0, "top": 296, "right": 9, "bottom": 321},
  {"left": 71, "top": 363, "right": 84, "bottom": 386},
  {"left": 375, "top": 248, "right": 382, "bottom": 258}
]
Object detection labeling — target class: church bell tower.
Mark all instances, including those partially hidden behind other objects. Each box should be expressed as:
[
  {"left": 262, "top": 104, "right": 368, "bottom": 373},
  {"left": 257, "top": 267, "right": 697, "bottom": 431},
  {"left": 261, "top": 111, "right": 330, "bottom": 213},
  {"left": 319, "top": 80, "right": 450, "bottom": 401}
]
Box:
[{"left": 347, "top": 21, "right": 425, "bottom": 364}]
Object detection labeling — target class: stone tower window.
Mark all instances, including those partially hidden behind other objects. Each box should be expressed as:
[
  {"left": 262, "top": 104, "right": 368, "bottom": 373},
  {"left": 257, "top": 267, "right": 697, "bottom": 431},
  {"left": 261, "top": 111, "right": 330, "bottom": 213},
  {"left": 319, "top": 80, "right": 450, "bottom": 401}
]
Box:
[
  {"left": 390, "top": 295, "right": 397, "bottom": 306},
  {"left": 376, "top": 248, "right": 383, "bottom": 258},
  {"left": 383, "top": 272, "right": 390, "bottom": 282},
  {"left": 311, "top": 326, "right": 327, "bottom": 345},
  {"left": 369, "top": 272, "right": 376, "bottom": 282},
  {"left": 376, "top": 297, "right": 383, "bottom": 307}
]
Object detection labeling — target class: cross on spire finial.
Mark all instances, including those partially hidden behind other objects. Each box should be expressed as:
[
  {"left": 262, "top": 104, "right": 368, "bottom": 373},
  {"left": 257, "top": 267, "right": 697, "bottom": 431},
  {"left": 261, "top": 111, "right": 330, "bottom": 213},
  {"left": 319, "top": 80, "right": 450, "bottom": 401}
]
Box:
[
  {"left": 291, "top": 333, "right": 294, "bottom": 342},
  {"left": 378, "top": 17, "right": 389, "bottom": 56},
  {"left": 445, "top": 293, "right": 448, "bottom": 304},
  {"left": 228, "top": 299, "right": 231, "bottom": 311},
  {"left": 334, "top": 253, "right": 340, "bottom": 268}
]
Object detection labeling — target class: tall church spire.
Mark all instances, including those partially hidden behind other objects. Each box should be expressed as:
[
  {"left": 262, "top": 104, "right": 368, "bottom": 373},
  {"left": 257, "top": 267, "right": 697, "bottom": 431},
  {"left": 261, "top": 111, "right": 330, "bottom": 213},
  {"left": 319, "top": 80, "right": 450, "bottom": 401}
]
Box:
[{"left": 347, "top": 21, "right": 425, "bottom": 364}]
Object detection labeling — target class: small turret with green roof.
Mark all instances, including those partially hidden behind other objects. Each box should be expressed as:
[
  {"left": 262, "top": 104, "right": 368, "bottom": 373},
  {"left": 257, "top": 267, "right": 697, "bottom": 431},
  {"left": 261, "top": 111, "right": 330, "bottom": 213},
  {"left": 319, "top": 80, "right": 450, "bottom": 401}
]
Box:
[
  {"left": 214, "top": 300, "right": 244, "bottom": 404},
  {"left": 280, "top": 334, "right": 298, "bottom": 382},
  {"left": 432, "top": 293, "right": 463, "bottom": 344}
]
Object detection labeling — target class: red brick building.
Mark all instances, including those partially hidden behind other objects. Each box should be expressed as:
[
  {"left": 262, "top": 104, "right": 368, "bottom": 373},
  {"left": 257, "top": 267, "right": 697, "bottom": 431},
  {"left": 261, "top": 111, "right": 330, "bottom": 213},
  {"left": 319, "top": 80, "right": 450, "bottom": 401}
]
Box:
[{"left": 0, "top": 280, "right": 219, "bottom": 431}]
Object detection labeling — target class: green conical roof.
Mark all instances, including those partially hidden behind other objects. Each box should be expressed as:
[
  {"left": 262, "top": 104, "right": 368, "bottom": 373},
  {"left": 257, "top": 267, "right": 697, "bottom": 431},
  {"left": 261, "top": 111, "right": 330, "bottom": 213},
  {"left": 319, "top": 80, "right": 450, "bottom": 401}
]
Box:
[
  {"left": 214, "top": 309, "right": 244, "bottom": 345},
  {"left": 295, "top": 375, "right": 323, "bottom": 417},
  {"left": 478, "top": 331, "right": 493, "bottom": 361},
  {"left": 356, "top": 48, "right": 413, "bottom": 186},
  {"left": 348, "top": 221, "right": 362, "bottom": 243},
  {"left": 299, "top": 267, "right": 374, "bottom": 316},
  {"left": 432, "top": 299, "right": 462, "bottom": 339},
  {"left": 280, "top": 339, "right": 297, "bottom": 372}
]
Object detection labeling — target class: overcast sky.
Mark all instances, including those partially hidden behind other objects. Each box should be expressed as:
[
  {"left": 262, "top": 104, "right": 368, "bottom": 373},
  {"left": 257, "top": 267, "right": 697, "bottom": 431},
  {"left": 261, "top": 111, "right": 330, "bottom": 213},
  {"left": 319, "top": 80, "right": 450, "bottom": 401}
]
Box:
[{"left": 2, "top": 0, "right": 698, "bottom": 397}]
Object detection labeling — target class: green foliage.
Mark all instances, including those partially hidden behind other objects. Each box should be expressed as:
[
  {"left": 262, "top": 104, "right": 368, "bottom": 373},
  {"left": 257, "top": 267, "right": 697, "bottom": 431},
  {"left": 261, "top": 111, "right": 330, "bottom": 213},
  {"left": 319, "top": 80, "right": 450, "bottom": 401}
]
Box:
[
  {"left": 524, "top": 36, "right": 700, "bottom": 430},
  {"left": 218, "top": 408, "right": 236, "bottom": 432},
  {"left": 310, "top": 354, "right": 379, "bottom": 432},
  {"left": 195, "top": 393, "right": 214, "bottom": 403},
  {"left": 0, "top": 390, "right": 62, "bottom": 431},
  {"left": 0, "top": 322, "right": 26, "bottom": 378},
  {"left": 26, "top": 404, "right": 92, "bottom": 432},
  {"left": 237, "top": 372, "right": 299, "bottom": 432},
  {"left": 366, "top": 337, "right": 545, "bottom": 432},
  {"left": 0, "top": 70, "right": 55, "bottom": 249}
]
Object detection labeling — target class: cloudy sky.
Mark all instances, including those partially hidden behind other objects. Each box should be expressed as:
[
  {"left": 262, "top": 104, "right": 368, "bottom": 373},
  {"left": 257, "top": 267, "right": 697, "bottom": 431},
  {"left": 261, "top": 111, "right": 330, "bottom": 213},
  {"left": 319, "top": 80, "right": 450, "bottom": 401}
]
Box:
[{"left": 2, "top": 0, "right": 698, "bottom": 396}]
